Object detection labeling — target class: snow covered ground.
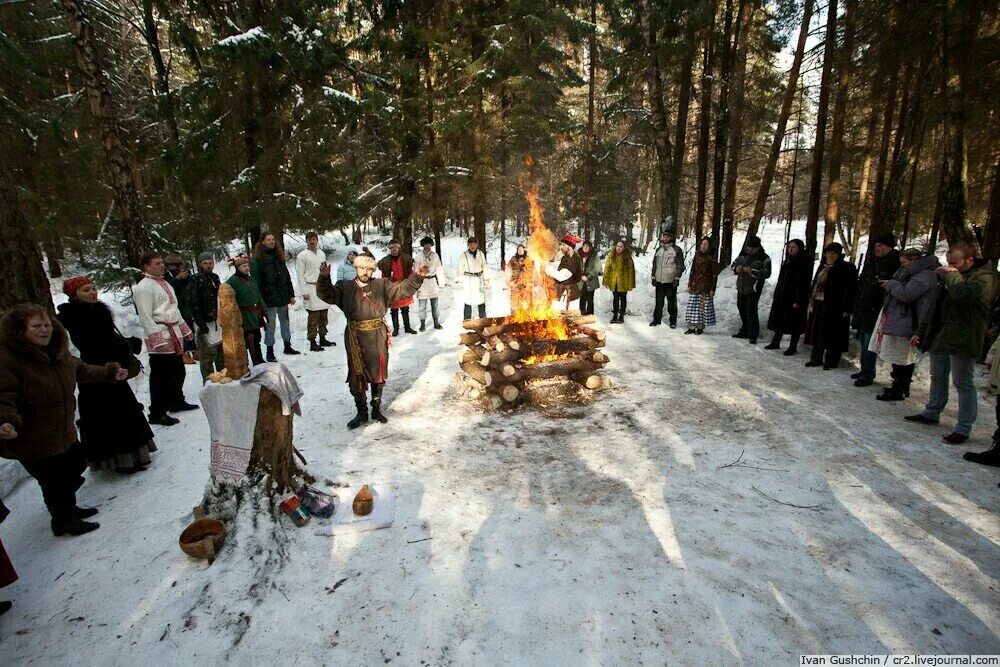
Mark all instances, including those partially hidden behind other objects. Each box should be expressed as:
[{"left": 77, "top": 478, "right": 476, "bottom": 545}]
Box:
[{"left": 0, "top": 223, "right": 997, "bottom": 663}]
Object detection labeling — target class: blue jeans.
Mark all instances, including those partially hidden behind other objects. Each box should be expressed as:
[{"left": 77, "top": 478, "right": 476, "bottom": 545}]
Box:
[
  {"left": 922, "top": 354, "right": 978, "bottom": 435},
  {"left": 858, "top": 331, "right": 877, "bottom": 381},
  {"left": 419, "top": 298, "right": 439, "bottom": 324},
  {"left": 264, "top": 306, "right": 291, "bottom": 346}
]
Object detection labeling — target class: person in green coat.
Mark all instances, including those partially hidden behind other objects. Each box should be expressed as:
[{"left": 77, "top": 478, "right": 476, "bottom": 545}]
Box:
[
  {"left": 906, "top": 242, "right": 998, "bottom": 444},
  {"left": 602, "top": 240, "right": 636, "bottom": 324},
  {"left": 579, "top": 241, "right": 601, "bottom": 316},
  {"left": 226, "top": 256, "right": 266, "bottom": 366}
]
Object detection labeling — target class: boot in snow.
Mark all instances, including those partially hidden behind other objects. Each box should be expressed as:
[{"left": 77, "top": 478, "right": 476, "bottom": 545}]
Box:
[
  {"left": 310, "top": 339, "right": 324, "bottom": 352},
  {"left": 783, "top": 335, "right": 799, "bottom": 356},
  {"left": 347, "top": 392, "right": 368, "bottom": 429},
  {"left": 52, "top": 517, "right": 100, "bottom": 537},
  {"left": 266, "top": 345, "right": 277, "bottom": 362},
  {"left": 370, "top": 384, "right": 388, "bottom": 423},
  {"left": 419, "top": 320, "right": 426, "bottom": 332},
  {"left": 319, "top": 335, "right": 336, "bottom": 347},
  {"left": 402, "top": 309, "right": 417, "bottom": 334},
  {"left": 764, "top": 334, "right": 782, "bottom": 350},
  {"left": 283, "top": 342, "right": 301, "bottom": 355},
  {"left": 433, "top": 320, "right": 443, "bottom": 330},
  {"left": 964, "top": 433, "right": 1000, "bottom": 467}
]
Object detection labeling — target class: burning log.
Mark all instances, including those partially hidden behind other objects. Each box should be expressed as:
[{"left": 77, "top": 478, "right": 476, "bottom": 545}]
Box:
[
  {"left": 502, "top": 357, "right": 605, "bottom": 385},
  {"left": 576, "top": 325, "right": 606, "bottom": 342}
]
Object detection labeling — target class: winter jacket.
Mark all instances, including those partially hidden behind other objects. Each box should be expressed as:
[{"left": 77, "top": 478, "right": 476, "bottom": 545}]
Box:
[
  {"left": 550, "top": 252, "right": 584, "bottom": 302},
  {"left": 186, "top": 269, "right": 222, "bottom": 332},
  {"left": 336, "top": 258, "right": 357, "bottom": 282},
  {"left": 855, "top": 250, "right": 901, "bottom": 333},
  {"left": 226, "top": 273, "right": 266, "bottom": 331},
  {"left": 806, "top": 258, "right": 858, "bottom": 350},
  {"left": 687, "top": 251, "right": 719, "bottom": 295},
  {"left": 652, "top": 243, "right": 684, "bottom": 285},
  {"left": 986, "top": 336, "right": 1000, "bottom": 396},
  {"left": 766, "top": 252, "right": 811, "bottom": 335},
  {"left": 916, "top": 259, "right": 997, "bottom": 358},
  {"left": 56, "top": 300, "right": 134, "bottom": 367},
  {"left": 165, "top": 270, "right": 194, "bottom": 324},
  {"left": 377, "top": 254, "right": 414, "bottom": 281},
  {"left": 250, "top": 249, "right": 295, "bottom": 307},
  {"left": 602, "top": 252, "right": 636, "bottom": 292},
  {"left": 580, "top": 252, "right": 601, "bottom": 291},
  {"left": 878, "top": 253, "right": 940, "bottom": 338},
  {"left": 731, "top": 249, "right": 772, "bottom": 295},
  {"left": 0, "top": 315, "right": 120, "bottom": 461}
]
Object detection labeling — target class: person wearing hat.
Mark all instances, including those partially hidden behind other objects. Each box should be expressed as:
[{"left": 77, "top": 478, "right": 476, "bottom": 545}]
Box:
[
  {"left": 852, "top": 233, "right": 900, "bottom": 387},
  {"left": 650, "top": 229, "right": 685, "bottom": 328},
  {"left": 730, "top": 235, "right": 771, "bottom": 343},
  {"left": 296, "top": 232, "right": 335, "bottom": 351},
  {"left": 545, "top": 234, "right": 584, "bottom": 311},
  {"left": 226, "top": 255, "right": 267, "bottom": 366},
  {"left": 338, "top": 247, "right": 360, "bottom": 282},
  {"left": 805, "top": 242, "right": 858, "bottom": 369},
  {"left": 378, "top": 239, "right": 418, "bottom": 336},
  {"left": 134, "top": 251, "right": 197, "bottom": 425},
  {"left": 414, "top": 237, "right": 443, "bottom": 331},
  {"left": 187, "top": 252, "right": 226, "bottom": 380},
  {"left": 57, "top": 276, "right": 157, "bottom": 473},
  {"left": 459, "top": 237, "right": 488, "bottom": 320},
  {"left": 164, "top": 254, "right": 196, "bottom": 348},
  {"left": 317, "top": 254, "right": 429, "bottom": 428}
]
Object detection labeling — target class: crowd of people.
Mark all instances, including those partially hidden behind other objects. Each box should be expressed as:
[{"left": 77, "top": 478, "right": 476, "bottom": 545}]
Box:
[{"left": 0, "top": 228, "right": 996, "bottom": 615}]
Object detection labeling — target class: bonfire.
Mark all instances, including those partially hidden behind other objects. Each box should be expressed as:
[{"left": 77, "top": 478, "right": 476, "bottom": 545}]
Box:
[{"left": 456, "top": 188, "right": 611, "bottom": 409}]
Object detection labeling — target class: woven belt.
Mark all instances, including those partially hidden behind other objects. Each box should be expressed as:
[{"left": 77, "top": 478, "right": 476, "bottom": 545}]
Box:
[{"left": 350, "top": 318, "right": 386, "bottom": 332}]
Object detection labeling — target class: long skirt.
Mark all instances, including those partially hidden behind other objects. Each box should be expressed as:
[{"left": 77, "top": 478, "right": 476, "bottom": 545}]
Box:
[
  {"left": 685, "top": 293, "right": 717, "bottom": 329},
  {"left": 78, "top": 381, "right": 157, "bottom": 471}
]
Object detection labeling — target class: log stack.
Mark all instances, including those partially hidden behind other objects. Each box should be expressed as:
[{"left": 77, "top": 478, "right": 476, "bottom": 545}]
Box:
[{"left": 456, "top": 311, "right": 612, "bottom": 409}]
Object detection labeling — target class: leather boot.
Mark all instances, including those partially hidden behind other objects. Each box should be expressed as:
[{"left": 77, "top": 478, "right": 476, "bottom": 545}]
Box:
[
  {"left": 52, "top": 516, "right": 100, "bottom": 536},
  {"left": 433, "top": 320, "right": 443, "bottom": 330},
  {"left": 391, "top": 309, "right": 400, "bottom": 337},
  {"left": 319, "top": 335, "right": 336, "bottom": 347},
  {"left": 347, "top": 392, "right": 369, "bottom": 429},
  {"left": 764, "top": 334, "right": 782, "bottom": 350},
  {"left": 964, "top": 431, "right": 1000, "bottom": 467},
  {"left": 309, "top": 339, "right": 324, "bottom": 352},
  {"left": 403, "top": 309, "right": 417, "bottom": 334},
  {"left": 370, "top": 384, "right": 388, "bottom": 423},
  {"left": 784, "top": 334, "right": 799, "bottom": 356},
  {"left": 283, "top": 341, "right": 300, "bottom": 355},
  {"left": 266, "top": 345, "right": 277, "bottom": 362}
]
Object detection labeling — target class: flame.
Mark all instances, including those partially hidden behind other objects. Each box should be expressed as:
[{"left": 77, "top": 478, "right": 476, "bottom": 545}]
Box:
[{"left": 507, "top": 184, "right": 571, "bottom": 364}]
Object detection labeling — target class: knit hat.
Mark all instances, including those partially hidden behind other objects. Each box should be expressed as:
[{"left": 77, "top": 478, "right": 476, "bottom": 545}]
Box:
[
  {"left": 824, "top": 242, "right": 844, "bottom": 255},
  {"left": 198, "top": 251, "right": 214, "bottom": 263},
  {"left": 230, "top": 255, "right": 251, "bottom": 268},
  {"left": 561, "top": 234, "right": 582, "bottom": 248},
  {"left": 745, "top": 235, "right": 762, "bottom": 249},
  {"left": 63, "top": 275, "right": 94, "bottom": 298},
  {"left": 419, "top": 236, "right": 434, "bottom": 246},
  {"left": 354, "top": 254, "right": 377, "bottom": 270},
  {"left": 873, "top": 233, "right": 897, "bottom": 248}
]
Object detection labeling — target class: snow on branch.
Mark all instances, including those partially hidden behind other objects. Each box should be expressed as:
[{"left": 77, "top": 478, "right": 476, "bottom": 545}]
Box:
[
  {"left": 217, "top": 27, "right": 268, "bottom": 47},
  {"left": 321, "top": 86, "right": 359, "bottom": 104}
]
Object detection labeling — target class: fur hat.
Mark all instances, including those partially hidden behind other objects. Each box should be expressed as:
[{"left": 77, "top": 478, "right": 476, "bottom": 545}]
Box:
[
  {"left": 873, "top": 233, "right": 897, "bottom": 248},
  {"left": 197, "top": 252, "right": 214, "bottom": 263},
  {"left": 63, "top": 275, "right": 94, "bottom": 298},
  {"left": 230, "top": 255, "right": 251, "bottom": 268},
  {"left": 354, "top": 254, "right": 377, "bottom": 271},
  {"left": 745, "top": 235, "right": 762, "bottom": 249},
  {"left": 824, "top": 242, "right": 844, "bottom": 255}
]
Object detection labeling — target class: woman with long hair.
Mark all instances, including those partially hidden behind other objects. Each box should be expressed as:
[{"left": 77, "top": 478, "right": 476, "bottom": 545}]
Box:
[
  {"left": 602, "top": 240, "right": 635, "bottom": 323},
  {"left": 684, "top": 237, "right": 719, "bottom": 335}
]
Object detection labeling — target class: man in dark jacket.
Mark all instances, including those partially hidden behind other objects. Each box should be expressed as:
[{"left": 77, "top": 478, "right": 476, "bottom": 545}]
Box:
[
  {"left": 650, "top": 230, "right": 685, "bottom": 328},
  {"left": 250, "top": 232, "right": 299, "bottom": 361},
  {"left": 377, "top": 240, "right": 418, "bottom": 335},
  {"left": 187, "top": 252, "right": 226, "bottom": 380},
  {"left": 906, "top": 243, "right": 998, "bottom": 444},
  {"left": 853, "top": 234, "right": 901, "bottom": 386},
  {"left": 731, "top": 235, "right": 772, "bottom": 344},
  {"left": 165, "top": 254, "right": 196, "bottom": 352}
]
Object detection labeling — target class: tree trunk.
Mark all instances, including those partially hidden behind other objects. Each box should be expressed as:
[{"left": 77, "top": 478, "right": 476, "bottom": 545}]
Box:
[
  {"left": 821, "top": 0, "right": 857, "bottom": 247},
  {"left": 719, "top": 0, "right": 755, "bottom": 266},
  {"left": 746, "top": 0, "right": 812, "bottom": 242},
  {"left": 711, "top": 0, "right": 735, "bottom": 245},
  {"left": 645, "top": 0, "right": 674, "bottom": 231},
  {"left": 61, "top": 0, "right": 151, "bottom": 271},
  {"left": 982, "top": 154, "right": 1000, "bottom": 261},
  {"left": 582, "top": 0, "right": 597, "bottom": 241},
  {"left": 900, "top": 122, "right": 927, "bottom": 249},
  {"left": 804, "top": 0, "right": 838, "bottom": 260},
  {"left": 851, "top": 93, "right": 881, "bottom": 263},
  {"left": 140, "top": 0, "right": 180, "bottom": 147},
  {"left": 693, "top": 3, "right": 716, "bottom": 243},
  {"left": 939, "top": 0, "right": 979, "bottom": 248},
  {"left": 0, "top": 139, "right": 53, "bottom": 313},
  {"left": 669, "top": 4, "right": 701, "bottom": 234}
]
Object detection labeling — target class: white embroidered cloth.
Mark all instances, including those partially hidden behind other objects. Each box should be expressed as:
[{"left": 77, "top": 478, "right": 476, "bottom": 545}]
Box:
[
  {"left": 200, "top": 381, "right": 262, "bottom": 483},
  {"left": 313, "top": 482, "right": 396, "bottom": 536}
]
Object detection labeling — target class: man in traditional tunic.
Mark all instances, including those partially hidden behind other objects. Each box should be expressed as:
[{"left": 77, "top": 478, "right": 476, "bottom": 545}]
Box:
[
  {"left": 317, "top": 254, "right": 428, "bottom": 428},
  {"left": 296, "top": 231, "right": 335, "bottom": 351}
]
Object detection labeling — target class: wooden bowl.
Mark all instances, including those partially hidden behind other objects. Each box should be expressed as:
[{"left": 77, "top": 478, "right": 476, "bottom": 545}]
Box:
[{"left": 179, "top": 516, "right": 226, "bottom": 560}]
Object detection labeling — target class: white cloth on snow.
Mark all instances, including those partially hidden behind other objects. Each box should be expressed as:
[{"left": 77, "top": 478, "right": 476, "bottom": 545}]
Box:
[
  {"left": 313, "top": 482, "right": 396, "bottom": 536},
  {"left": 201, "top": 381, "right": 262, "bottom": 484},
  {"left": 240, "top": 362, "right": 303, "bottom": 415}
]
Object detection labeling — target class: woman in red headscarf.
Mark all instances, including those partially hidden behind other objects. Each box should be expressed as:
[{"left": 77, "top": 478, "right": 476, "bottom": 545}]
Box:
[{"left": 57, "top": 276, "right": 157, "bottom": 474}]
